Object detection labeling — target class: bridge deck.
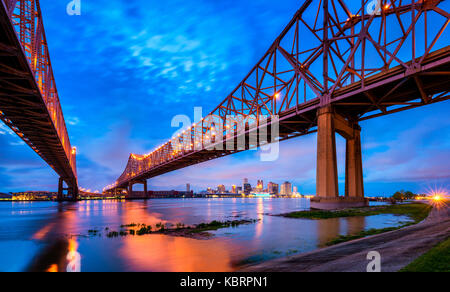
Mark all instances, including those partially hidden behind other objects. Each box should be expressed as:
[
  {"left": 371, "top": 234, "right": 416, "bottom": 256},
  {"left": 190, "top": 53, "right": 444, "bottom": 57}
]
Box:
[{"left": 0, "top": 1, "right": 77, "bottom": 188}]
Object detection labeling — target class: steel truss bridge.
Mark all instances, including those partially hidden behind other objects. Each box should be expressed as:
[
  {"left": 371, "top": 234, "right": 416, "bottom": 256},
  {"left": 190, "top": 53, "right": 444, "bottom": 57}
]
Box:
[
  {"left": 103, "top": 0, "right": 450, "bottom": 206},
  {"left": 0, "top": 0, "right": 78, "bottom": 199}
]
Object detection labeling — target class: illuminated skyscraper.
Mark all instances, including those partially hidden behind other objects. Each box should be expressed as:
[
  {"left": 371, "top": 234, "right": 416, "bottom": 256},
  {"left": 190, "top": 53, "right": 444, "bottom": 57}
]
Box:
[
  {"left": 217, "top": 185, "right": 226, "bottom": 194},
  {"left": 243, "top": 178, "right": 252, "bottom": 195},
  {"left": 293, "top": 186, "right": 300, "bottom": 196},
  {"left": 267, "top": 182, "right": 279, "bottom": 195},
  {"left": 256, "top": 180, "right": 264, "bottom": 192},
  {"left": 280, "top": 181, "right": 292, "bottom": 196}
]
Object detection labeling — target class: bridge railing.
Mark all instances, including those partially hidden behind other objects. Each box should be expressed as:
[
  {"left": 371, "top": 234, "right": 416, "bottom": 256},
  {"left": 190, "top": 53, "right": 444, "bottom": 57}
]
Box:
[
  {"left": 3, "top": 0, "right": 77, "bottom": 178},
  {"left": 106, "top": 0, "right": 450, "bottom": 191}
]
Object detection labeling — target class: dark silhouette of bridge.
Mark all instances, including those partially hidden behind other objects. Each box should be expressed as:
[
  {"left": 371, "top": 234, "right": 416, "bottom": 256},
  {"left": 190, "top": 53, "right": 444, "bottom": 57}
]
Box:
[
  {"left": 106, "top": 0, "right": 450, "bottom": 209},
  {"left": 0, "top": 0, "right": 78, "bottom": 199}
]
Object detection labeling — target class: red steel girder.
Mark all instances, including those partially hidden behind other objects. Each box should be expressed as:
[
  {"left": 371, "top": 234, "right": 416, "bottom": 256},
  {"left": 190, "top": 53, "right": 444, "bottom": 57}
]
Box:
[{"left": 0, "top": 0, "right": 77, "bottom": 189}]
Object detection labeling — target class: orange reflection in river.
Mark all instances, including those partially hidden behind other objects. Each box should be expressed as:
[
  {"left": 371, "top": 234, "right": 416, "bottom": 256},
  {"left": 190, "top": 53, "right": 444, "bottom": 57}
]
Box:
[
  {"left": 316, "top": 216, "right": 367, "bottom": 247},
  {"left": 120, "top": 234, "right": 237, "bottom": 272},
  {"left": 118, "top": 199, "right": 238, "bottom": 272},
  {"left": 46, "top": 264, "right": 58, "bottom": 272},
  {"left": 254, "top": 198, "right": 264, "bottom": 239}
]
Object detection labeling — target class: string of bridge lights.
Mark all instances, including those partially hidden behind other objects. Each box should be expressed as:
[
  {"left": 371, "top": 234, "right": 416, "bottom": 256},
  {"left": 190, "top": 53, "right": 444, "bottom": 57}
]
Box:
[{"left": 104, "top": 92, "right": 282, "bottom": 191}]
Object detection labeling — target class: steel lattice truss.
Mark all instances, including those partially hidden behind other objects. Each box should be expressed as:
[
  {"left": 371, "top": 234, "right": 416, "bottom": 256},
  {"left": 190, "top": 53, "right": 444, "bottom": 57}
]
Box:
[
  {"left": 107, "top": 0, "right": 450, "bottom": 192},
  {"left": 0, "top": 0, "right": 77, "bottom": 188}
]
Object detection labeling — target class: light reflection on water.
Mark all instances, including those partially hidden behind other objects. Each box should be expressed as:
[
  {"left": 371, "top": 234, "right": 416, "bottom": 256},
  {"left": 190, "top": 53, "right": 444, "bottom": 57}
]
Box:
[{"left": 0, "top": 198, "right": 412, "bottom": 272}]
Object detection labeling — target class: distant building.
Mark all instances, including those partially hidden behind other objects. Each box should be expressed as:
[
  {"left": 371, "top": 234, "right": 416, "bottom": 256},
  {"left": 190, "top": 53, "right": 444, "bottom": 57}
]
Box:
[
  {"left": 11, "top": 191, "right": 55, "bottom": 201},
  {"left": 147, "top": 190, "right": 194, "bottom": 198},
  {"left": 280, "top": 182, "right": 292, "bottom": 196},
  {"left": 0, "top": 193, "right": 11, "bottom": 199},
  {"left": 231, "top": 185, "right": 237, "bottom": 194},
  {"left": 236, "top": 186, "right": 243, "bottom": 193},
  {"left": 217, "top": 185, "right": 226, "bottom": 194},
  {"left": 256, "top": 180, "right": 264, "bottom": 192},
  {"left": 243, "top": 182, "right": 252, "bottom": 195},
  {"left": 267, "top": 182, "right": 279, "bottom": 195},
  {"left": 186, "top": 184, "right": 191, "bottom": 193}
]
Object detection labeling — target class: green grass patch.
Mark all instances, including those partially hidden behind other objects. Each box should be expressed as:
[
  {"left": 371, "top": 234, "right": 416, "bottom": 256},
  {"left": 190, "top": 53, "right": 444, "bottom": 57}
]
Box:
[
  {"left": 322, "top": 203, "right": 432, "bottom": 246},
  {"left": 120, "top": 223, "right": 138, "bottom": 228},
  {"left": 400, "top": 237, "right": 450, "bottom": 272},
  {"left": 284, "top": 208, "right": 380, "bottom": 219},
  {"left": 136, "top": 225, "right": 153, "bottom": 235},
  {"left": 377, "top": 203, "right": 432, "bottom": 223},
  {"left": 191, "top": 220, "right": 259, "bottom": 233},
  {"left": 99, "top": 219, "right": 259, "bottom": 238},
  {"left": 325, "top": 227, "right": 399, "bottom": 246},
  {"left": 283, "top": 203, "right": 431, "bottom": 221}
]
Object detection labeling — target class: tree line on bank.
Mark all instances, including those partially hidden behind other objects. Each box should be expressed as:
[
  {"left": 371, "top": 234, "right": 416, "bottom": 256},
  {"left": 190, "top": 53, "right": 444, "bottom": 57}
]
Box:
[{"left": 392, "top": 190, "right": 419, "bottom": 201}]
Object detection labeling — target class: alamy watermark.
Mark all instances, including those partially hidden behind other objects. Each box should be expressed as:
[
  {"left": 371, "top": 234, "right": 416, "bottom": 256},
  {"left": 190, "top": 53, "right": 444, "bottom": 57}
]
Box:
[
  {"left": 367, "top": 0, "right": 384, "bottom": 16},
  {"left": 67, "top": 0, "right": 82, "bottom": 16},
  {"left": 367, "top": 251, "right": 381, "bottom": 272}
]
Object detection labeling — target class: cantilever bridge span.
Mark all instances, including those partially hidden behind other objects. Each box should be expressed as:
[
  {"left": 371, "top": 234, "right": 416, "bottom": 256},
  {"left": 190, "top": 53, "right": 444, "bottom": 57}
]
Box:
[
  {"left": 106, "top": 0, "right": 450, "bottom": 209},
  {"left": 0, "top": 0, "right": 78, "bottom": 199}
]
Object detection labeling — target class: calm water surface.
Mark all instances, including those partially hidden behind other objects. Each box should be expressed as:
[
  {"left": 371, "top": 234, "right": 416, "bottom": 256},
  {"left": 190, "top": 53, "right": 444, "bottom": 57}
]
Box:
[{"left": 0, "top": 198, "right": 412, "bottom": 272}]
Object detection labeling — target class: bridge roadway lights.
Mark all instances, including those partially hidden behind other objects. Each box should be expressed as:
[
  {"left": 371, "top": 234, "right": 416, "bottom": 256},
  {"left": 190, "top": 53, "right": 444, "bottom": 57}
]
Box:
[{"left": 312, "top": 106, "right": 368, "bottom": 210}]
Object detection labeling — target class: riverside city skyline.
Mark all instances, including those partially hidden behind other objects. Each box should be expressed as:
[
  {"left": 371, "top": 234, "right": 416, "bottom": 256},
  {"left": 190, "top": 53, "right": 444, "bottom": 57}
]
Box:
[{"left": 200, "top": 179, "right": 300, "bottom": 196}]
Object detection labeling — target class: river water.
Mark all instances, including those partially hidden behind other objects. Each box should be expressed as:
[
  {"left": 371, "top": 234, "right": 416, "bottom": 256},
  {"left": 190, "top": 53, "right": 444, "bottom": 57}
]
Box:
[{"left": 0, "top": 198, "right": 412, "bottom": 272}]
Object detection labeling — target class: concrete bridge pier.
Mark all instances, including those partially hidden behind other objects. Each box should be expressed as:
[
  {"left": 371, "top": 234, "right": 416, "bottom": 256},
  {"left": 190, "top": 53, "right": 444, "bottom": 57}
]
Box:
[
  {"left": 110, "top": 187, "right": 126, "bottom": 196},
  {"left": 144, "top": 180, "right": 148, "bottom": 199},
  {"left": 311, "top": 106, "right": 368, "bottom": 210},
  {"left": 126, "top": 180, "right": 148, "bottom": 199},
  {"left": 57, "top": 178, "right": 78, "bottom": 201},
  {"left": 57, "top": 178, "right": 64, "bottom": 201}
]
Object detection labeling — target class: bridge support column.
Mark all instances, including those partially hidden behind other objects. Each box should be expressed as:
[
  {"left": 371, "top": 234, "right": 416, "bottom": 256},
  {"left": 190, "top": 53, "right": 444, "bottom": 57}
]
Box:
[
  {"left": 311, "top": 106, "right": 368, "bottom": 210},
  {"left": 127, "top": 183, "right": 133, "bottom": 198},
  {"left": 126, "top": 181, "right": 148, "bottom": 199},
  {"left": 69, "top": 181, "right": 79, "bottom": 201},
  {"left": 58, "top": 178, "right": 64, "bottom": 201},
  {"left": 143, "top": 180, "right": 148, "bottom": 199},
  {"left": 57, "top": 178, "right": 78, "bottom": 201},
  {"left": 345, "top": 128, "right": 364, "bottom": 198},
  {"left": 315, "top": 106, "right": 339, "bottom": 199}
]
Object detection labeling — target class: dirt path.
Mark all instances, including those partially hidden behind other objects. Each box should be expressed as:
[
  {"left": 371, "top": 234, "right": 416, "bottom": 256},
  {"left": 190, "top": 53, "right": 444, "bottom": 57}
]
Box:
[{"left": 242, "top": 203, "right": 450, "bottom": 272}]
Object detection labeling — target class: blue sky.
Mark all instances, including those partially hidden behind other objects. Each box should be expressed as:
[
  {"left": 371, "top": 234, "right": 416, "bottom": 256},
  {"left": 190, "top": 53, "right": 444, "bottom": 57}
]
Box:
[{"left": 0, "top": 0, "right": 449, "bottom": 195}]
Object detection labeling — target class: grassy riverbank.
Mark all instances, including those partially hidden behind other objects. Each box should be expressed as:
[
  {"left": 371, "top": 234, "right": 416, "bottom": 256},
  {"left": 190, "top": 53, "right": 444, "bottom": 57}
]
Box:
[
  {"left": 325, "top": 204, "right": 431, "bottom": 246},
  {"left": 90, "top": 219, "right": 259, "bottom": 239},
  {"left": 281, "top": 203, "right": 432, "bottom": 246},
  {"left": 282, "top": 203, "right": 431, "bottom": 220},
  {"left": 400, "top": 237, "right": 450, "bottom": 272}
]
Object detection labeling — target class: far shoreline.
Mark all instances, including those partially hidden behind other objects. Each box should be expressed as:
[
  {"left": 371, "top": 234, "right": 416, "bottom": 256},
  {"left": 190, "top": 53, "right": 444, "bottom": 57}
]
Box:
[{"left": 0, "top": 196, "right": 401, "bottom": 203}]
